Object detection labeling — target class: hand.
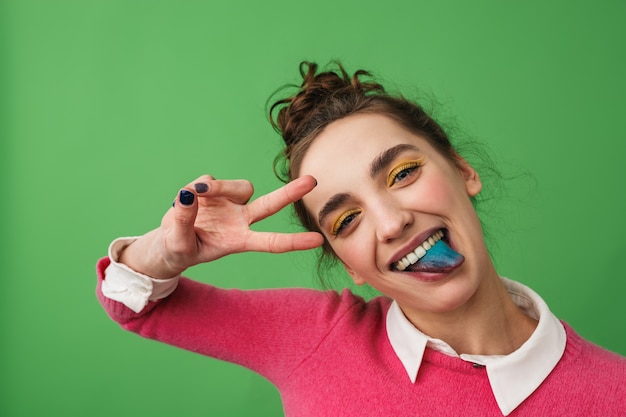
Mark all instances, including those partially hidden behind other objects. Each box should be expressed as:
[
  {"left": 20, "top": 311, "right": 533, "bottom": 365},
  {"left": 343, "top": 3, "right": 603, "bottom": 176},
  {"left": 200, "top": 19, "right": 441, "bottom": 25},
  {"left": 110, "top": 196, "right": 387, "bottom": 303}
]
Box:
[{"left": 119, "top": 175, "right": 324, "bottom": 278}]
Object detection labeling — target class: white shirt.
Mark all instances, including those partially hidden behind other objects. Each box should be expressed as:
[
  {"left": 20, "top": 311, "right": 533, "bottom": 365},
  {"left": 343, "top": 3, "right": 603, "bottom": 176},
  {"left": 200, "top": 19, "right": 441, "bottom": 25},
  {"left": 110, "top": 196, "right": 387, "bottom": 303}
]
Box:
[
  {"left": 102, "top": 238, "right": 567, "bottom": 416},
  {"left": 386, "top": 278, "right": 566, "bottom": 415}
]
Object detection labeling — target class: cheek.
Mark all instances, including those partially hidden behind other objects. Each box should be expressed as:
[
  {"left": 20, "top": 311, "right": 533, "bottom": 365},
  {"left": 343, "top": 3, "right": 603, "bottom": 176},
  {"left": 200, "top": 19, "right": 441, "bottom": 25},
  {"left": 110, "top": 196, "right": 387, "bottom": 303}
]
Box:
[
  {"left": 329, "top": 230, "right": 377, "bottom": 274},
  {"left": 331, "top": 237, "right": 366, "bottom": 265},
  {"left": 407, "top": 174, "right": 462, "bottom": 212}
]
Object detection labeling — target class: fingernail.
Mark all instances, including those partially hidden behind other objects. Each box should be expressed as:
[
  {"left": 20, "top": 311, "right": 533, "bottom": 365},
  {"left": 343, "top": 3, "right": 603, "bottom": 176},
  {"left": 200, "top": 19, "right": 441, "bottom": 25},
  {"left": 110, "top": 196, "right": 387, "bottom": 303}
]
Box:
[
  {"left": 179, "top": 190, "right": 195, "bottom": 206},
  {"left": 194, "top": 183, "right": 209, "bottom": 193}
]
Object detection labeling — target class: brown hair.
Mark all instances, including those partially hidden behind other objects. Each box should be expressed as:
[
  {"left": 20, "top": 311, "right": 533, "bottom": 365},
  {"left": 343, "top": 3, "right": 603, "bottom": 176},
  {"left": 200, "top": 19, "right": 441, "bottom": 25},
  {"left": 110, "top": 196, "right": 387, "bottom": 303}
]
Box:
[{"left": 269, "top": 61, "right": 471, "bottom": 271}]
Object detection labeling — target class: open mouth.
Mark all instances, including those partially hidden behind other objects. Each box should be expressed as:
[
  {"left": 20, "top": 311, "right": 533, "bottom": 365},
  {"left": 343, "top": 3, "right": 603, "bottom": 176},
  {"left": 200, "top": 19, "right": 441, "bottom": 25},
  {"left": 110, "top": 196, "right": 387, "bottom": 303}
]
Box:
[{"left": 393, "top": 229, "right": 464, "bottom": 272}]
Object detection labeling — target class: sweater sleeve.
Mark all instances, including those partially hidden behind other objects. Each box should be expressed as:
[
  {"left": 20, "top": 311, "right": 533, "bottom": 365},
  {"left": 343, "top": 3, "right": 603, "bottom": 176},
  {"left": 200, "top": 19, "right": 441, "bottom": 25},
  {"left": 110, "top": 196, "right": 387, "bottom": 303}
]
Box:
[{"left": 96, "top": 256, "right": 362, "bottom": 385}]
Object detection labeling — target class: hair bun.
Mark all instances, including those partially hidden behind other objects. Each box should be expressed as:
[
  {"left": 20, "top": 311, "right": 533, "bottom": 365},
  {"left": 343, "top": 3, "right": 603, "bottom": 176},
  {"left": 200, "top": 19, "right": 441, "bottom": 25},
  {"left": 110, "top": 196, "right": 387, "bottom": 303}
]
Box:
[{"left": 270, "top": 61, "right": 385, "bottom": 147}]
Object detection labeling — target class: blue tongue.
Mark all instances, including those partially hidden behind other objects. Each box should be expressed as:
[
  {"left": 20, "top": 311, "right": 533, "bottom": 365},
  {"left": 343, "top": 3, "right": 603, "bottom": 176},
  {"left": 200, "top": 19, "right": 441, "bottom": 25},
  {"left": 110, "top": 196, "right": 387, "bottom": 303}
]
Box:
[{"left": 414, "top": 239, "right": 464, "bottom": 271}]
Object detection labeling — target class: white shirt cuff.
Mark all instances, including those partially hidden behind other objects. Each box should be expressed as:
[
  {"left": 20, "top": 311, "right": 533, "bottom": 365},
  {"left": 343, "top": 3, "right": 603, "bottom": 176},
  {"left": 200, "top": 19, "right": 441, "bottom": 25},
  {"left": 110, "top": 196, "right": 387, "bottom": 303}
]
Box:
[{"left": 101, "top": 237, "right": 180, "bottom": 313}]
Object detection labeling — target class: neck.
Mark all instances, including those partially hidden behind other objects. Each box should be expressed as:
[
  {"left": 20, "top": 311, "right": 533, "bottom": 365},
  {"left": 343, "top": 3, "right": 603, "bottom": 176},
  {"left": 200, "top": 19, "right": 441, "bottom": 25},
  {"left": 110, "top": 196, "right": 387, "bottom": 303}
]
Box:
[{"left": 401, "top": 275, "right": 538, "bottom": 356}]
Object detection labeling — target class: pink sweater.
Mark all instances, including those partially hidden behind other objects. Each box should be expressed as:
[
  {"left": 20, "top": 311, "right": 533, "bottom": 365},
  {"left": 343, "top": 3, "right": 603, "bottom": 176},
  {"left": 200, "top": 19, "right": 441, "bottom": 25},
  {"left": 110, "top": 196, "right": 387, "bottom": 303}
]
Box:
[{"left": 96, "top": 257, "right": 626, "bottom": 416}]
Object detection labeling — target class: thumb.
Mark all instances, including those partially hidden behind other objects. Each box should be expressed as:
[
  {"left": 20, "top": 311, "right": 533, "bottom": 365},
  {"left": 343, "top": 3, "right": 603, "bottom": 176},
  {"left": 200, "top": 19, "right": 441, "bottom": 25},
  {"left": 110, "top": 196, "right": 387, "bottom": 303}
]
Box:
[{"left": 167, "top": 189, "right": 200, "bottom": 256}]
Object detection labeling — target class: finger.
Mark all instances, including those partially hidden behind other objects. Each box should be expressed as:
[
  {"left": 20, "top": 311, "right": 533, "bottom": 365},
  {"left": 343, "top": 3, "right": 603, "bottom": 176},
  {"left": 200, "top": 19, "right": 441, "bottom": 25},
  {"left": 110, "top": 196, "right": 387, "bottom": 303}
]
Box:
[
  {"left": 247, "top": 175, "right": 317, "bottom": 223},
  {"left": 190, "top": 174, "right": 215, "bottom": 194},
  {"left": 177, "top": 174, "right": 215, "bottom": 196},
  {"left": 245, "top": 231, "right": 324, "bottom": 253},
  {"left": 197, "top": 179, "right": 255, "bottom": 205},
  {"left": 166, "top": 188, "right": 200, "bottom": 255}
]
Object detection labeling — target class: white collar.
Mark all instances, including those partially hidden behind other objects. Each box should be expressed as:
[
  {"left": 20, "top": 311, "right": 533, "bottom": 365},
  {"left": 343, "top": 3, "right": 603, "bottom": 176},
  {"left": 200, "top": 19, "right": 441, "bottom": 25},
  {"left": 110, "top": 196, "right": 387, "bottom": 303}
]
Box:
[{"left": 385, "top": 277, "right": 566, "bottom": 416}]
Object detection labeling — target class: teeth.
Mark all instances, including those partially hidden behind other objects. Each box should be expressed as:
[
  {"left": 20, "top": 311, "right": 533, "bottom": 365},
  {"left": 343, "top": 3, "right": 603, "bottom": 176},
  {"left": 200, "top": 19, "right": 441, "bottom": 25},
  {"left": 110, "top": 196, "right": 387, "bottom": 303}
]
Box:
[{"left": 395, "top": 230, "right": 445, "bottom": 271}]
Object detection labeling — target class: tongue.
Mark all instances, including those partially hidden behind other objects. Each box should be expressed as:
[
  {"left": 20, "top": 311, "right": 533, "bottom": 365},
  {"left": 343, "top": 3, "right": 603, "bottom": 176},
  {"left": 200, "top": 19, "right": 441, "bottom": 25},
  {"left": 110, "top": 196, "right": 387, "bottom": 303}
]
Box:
[{"left": 409, "top": 239, "right": 464, "bottom": 272}]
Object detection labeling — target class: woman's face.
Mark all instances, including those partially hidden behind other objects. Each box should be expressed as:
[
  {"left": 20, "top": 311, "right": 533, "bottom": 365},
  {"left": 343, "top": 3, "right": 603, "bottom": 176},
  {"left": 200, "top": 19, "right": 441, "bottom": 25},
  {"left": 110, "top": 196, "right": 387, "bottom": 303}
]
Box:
[{"left": 299, "top": 113, "right": 496, "bottom": 315}]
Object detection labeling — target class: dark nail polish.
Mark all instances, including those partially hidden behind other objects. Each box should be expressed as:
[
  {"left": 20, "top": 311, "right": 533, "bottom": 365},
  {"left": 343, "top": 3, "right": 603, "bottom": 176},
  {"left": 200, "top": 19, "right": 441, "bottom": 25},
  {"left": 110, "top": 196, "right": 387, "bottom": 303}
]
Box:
[
  {"left": 194, "top": 183, "right": 209, "bottom": 193},
  {"left": 179, "top": 190, "right": 195, "bottom": 206}
]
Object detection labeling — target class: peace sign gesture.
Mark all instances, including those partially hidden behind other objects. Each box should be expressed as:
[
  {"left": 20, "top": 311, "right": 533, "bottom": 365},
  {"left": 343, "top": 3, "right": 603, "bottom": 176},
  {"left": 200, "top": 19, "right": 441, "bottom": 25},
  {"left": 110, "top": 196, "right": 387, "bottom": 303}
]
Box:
[{"left": 118, "top": 175, "right": 323, "bottom": 279}]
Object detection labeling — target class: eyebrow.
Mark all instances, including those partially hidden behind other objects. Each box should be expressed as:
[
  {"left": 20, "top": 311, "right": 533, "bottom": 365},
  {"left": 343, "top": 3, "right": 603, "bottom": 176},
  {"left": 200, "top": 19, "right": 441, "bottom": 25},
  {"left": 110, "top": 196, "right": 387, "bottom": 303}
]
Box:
[
  {"left": 369, "top": 143, "right": 420, "bottom": 178},
  {"left": 317, "top": 144, "right": 421, "bottom": 227},
  {"left": 318, "top": 193, "right": 351, "bottom": 227}
]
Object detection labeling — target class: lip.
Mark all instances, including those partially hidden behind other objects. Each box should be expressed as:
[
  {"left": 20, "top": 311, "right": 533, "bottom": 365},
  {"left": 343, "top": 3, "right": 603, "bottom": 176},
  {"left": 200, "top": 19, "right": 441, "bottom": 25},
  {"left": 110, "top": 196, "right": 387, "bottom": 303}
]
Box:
[
  {"left": 388, "top": 226, "right": 446, "bottom": 269},
  {"left": 399, "top": 268, "right": 460, "bottom": 283}
]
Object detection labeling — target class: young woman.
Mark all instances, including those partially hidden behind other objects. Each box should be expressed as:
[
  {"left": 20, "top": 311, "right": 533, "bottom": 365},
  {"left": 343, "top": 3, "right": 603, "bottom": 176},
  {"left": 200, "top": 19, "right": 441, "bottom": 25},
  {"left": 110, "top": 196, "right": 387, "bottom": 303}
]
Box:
[{"left": 97, "top": 62, "right": 626, "bottom": 416}]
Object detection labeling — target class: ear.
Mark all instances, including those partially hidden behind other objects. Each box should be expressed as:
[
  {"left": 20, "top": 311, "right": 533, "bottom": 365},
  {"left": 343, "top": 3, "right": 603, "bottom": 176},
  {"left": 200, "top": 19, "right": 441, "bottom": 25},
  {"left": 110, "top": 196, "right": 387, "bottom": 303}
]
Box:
[
  {"left": 454, "top": 154, "right": 482, "bottom": 197},
  {"left": 343, "top": 262, "right": 366, "bottom": 286}
]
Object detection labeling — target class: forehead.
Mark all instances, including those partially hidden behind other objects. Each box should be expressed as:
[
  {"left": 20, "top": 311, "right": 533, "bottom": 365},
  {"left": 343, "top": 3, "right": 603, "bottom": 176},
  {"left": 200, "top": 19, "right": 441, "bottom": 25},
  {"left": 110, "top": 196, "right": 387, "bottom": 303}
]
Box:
[{"left": 299, "top": 113, "right": 428, "bottom": 177}]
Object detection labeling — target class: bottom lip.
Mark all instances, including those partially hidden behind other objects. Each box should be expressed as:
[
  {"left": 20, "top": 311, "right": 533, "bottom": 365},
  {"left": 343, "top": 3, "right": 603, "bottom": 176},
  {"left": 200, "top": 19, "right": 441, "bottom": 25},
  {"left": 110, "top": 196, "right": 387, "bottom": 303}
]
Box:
[
  {"left": 399, "top": 263, "right": 465, "bottom": 283},
  {"left": 403, "top": 271, "right": 456, "bottom": 282}
]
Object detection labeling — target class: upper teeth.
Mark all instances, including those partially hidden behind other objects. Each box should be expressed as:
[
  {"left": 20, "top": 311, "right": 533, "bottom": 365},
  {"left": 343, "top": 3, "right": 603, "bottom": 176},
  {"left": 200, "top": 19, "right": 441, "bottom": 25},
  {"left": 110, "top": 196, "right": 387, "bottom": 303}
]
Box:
[{"left": 395, "top": 230, "right": 444, "bottom": 271}]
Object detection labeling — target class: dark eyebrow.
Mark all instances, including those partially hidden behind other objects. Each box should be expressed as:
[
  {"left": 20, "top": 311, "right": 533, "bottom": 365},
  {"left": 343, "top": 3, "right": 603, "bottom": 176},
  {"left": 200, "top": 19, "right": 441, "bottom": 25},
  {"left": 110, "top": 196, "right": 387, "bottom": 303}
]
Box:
[
  {"left": 318, "top": 193, "right": 351, "bottom": 227},
  {"left": 369, "top": 144, "right": 420, "bottom": 178}
]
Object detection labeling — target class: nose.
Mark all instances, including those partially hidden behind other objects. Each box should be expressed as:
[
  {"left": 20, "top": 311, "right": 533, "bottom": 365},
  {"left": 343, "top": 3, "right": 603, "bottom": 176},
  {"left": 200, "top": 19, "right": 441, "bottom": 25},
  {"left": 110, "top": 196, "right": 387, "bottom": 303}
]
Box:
[{"left": 373, "top": 202, "right": 412, "bottom": 243}]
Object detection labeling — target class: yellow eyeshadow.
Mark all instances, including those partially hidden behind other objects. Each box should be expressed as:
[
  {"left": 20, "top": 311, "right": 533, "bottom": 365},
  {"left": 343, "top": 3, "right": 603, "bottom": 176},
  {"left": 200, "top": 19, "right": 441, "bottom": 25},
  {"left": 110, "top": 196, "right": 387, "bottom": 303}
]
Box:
[
  {"left": 386, "top": 158, "right": 423, "bottom": 187},
  {"left": 331, "top": 208, "right": 361, "bottom": 235}
]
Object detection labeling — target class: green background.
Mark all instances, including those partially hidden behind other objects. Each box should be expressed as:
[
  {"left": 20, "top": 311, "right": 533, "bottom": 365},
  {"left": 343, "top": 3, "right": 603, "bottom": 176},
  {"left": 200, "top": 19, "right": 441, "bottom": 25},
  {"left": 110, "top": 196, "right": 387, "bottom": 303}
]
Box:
[{"left": 2, "top": 1, "right": 625, "bottom": 416}]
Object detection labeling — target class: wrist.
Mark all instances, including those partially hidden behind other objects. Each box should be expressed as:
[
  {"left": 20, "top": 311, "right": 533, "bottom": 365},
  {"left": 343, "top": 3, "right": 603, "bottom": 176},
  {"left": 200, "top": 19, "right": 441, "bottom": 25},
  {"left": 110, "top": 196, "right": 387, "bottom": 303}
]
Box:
[{"left": 116, "top": 232, "right": 182, "bottom": 279}]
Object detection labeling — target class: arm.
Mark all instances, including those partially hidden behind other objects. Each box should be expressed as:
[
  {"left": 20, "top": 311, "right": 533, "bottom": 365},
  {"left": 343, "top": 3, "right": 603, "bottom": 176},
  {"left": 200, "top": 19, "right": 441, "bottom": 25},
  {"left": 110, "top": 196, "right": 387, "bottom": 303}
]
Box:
[
  {"left": 96, "top": 174, "right": 328, "bottom": 381},
  {"left": 96, "top": 256, "right": 360, "bottom": 385}
]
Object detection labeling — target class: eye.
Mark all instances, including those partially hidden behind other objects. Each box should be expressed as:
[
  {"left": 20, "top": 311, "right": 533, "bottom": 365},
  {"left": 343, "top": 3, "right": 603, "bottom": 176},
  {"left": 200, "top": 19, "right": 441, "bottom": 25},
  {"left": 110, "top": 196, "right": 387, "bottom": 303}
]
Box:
[
  {"left": 387, "top": 159, "right": 422, "bottom": 187},
  {"left": 331, "top": 208, "right": 361, "bottom": 236}
]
